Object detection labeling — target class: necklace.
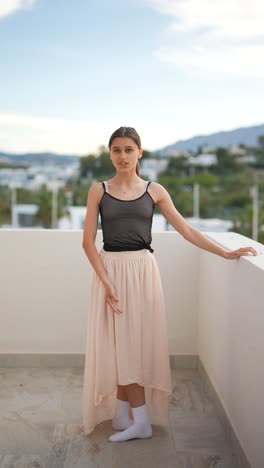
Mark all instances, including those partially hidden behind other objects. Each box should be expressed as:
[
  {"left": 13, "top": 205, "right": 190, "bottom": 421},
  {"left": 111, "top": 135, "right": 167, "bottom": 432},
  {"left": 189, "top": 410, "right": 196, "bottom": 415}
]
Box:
[{"left": 110, "top": 180, "right": 141, "bottom": 195}]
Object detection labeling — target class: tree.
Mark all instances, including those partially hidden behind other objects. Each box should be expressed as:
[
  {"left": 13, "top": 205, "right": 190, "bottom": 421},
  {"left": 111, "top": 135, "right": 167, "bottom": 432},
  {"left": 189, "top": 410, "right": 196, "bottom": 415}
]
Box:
[
  {"left": 141, "top": 149, "right": 152, "bottom": 159},
  {"left": 0, "top": 186, "right": 11, "bottom": 225},
  {"left": 79, "top": 154, "right": 97, "bottom": 178},
  {"left": 258, "top": 135, "right": 264, "bottom": 148},
  {"left": 35, "top": 185, "right": 66, "bottom": 228},
  {"left": 187, "top": 173, "right": 219, "bottom": 188},
  {"left": 79, "top": 146, "right": 114, "bottom": 179},
  {"left": 211, "top": 147, "right": 240, "bottom": 175},
  {"left": 162, "top": 156, "right": 189, "bottom": 175}
]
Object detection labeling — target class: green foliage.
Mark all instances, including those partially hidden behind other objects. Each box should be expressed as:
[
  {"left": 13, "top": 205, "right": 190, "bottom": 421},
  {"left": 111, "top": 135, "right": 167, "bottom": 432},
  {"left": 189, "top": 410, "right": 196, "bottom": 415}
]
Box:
[
  {"left": 210, "top": 147, "right": 241, "bottom": 175},
  {"left": 186, "top": 172, "right": 219, "bottom": 188},
  {"left": 162, "top": 156, "right": 189, "bottom": 175},
  {"left": 231, "top": 204, "right": 264, "bottom": 243},
  {"left": 258, "top": 135, "right": 264, "bottom": 148},
  {"left": 0, "top": 186, "right": 11, "bottom": 224},
  {"left": 141, "top": 149, "right": 152, "bottom": 159},
  {"left": 35, "top": 185, "right": 66, "bottom": 228}
]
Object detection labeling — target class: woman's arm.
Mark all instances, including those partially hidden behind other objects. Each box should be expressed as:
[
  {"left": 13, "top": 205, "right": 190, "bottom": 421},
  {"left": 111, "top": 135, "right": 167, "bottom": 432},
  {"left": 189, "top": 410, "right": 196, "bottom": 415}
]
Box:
[
  {"left": 153, "top": 183, "right": 259, "bottom": 259},
  {"left": 82, "top": 183, "right": 113, "bottom": 287},
  {"left": 82, "top": 183, "right": 123, "bottom": 314}
]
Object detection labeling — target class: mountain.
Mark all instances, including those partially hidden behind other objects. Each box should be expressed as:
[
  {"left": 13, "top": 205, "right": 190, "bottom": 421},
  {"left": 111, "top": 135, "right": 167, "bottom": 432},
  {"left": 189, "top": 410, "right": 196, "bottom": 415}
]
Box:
[
  {"left": 156, "top": 124, "right": 264, "bottom": 154},
  {"left": 0, "top": 152, "right": 80, "bottom": 166}
]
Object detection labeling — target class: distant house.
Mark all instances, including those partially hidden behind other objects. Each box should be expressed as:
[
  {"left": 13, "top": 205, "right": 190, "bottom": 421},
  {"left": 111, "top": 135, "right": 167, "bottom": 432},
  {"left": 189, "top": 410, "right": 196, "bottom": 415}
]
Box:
[
  {"left": 0, "top": 163, "right": 78, "bottom": 191},
  {"left": 229, "top": 146, "right": 247, "bottom": 155},
  {"left": 12, "top": 204, "right": 40, "bottom": 228},
  {"left": 161, "top": 149, "right": 192, "bottom": 158},
  {"left": 189, "top": 154, "right": 217, "bottom": 167},
  {"left": 58, "top": 207, "right": 87, "bottom": 230},
  {"left": 236, "top": 155, "right": 256, "bottom": 164},
  {"left": 140, "top": 158, "right": 169, "bottom": 181}
]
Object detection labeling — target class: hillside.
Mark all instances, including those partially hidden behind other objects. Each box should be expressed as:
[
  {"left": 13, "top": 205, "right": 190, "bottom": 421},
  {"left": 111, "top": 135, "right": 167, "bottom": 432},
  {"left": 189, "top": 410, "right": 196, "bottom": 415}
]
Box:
[
  {"left": 157, "top": 123, "right": 264, "bottom": 154},
  {"left": 0, "top": 152, "right": 79, "bottom": 166}
]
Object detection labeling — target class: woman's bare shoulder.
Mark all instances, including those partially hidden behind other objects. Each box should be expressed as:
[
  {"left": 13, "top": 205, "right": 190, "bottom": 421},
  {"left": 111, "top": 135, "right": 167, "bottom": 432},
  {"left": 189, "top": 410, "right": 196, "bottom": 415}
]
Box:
[
  {"left": 148, "top": 181, "right": 167, "bottom": 204},
  {"left": 86, "top": 181, "right": 105, "bottom": 205}
]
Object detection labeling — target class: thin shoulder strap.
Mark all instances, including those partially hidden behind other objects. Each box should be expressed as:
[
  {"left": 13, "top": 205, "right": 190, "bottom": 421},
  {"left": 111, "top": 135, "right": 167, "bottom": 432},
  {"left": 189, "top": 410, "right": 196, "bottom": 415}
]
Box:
[
  {"left": 102, "top": 181, "right": 109, "bottom": 193},
  {"left": 145, "top": 180, "right": 151, "bottom": 192}
]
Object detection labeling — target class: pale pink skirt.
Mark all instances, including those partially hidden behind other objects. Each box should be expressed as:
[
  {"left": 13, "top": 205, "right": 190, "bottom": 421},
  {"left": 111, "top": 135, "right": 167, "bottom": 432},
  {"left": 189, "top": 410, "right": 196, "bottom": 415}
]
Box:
[{"left": 82, "top": 248, "right": 172, "bottom": 436}]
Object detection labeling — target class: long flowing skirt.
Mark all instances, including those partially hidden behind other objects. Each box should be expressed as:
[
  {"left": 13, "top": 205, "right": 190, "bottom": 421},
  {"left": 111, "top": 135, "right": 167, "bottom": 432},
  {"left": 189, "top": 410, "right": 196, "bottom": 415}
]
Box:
[{"left": 82, "top": 248, "right": 172, "bottom": 436}]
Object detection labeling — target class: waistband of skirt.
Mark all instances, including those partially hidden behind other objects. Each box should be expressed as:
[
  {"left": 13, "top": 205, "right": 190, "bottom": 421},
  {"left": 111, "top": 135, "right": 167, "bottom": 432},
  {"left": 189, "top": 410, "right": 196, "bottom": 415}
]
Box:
[{"left": 99, "top": 248, "right": 151, "bottom": 259}]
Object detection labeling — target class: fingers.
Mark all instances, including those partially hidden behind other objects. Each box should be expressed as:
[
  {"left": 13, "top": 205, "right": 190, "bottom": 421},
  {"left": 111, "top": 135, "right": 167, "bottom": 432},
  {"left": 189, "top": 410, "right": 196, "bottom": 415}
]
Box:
[
  {"left": 239, "top": 246, "right": 259, "bottom": 256},
  {"left": 228, "top": 246, "right": 261, "bottom": 260},
  {"left": 246, "top": 247, "right": 258, "bottom": 255},
  {"left": 107, "top": 296, "right": 123, "bottom": 314}
]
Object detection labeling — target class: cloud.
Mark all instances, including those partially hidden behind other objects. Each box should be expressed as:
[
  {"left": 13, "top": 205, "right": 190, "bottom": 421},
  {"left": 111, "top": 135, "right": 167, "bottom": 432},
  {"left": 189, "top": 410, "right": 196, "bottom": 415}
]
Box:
[
  {"left": 0, "top": 112, "right": 108, "bottom": 154},
  {"left": 0, "top": 0, "right": 36, "bottom": 19},
  {"left": 145, "top": 0, "right": 264, "bottom": 77},
  {"left": 154, "top": 43, "right": 264, "bottom": 78},
  {"left": 146, "top": 0, "right": 264, "bottom": 39}
]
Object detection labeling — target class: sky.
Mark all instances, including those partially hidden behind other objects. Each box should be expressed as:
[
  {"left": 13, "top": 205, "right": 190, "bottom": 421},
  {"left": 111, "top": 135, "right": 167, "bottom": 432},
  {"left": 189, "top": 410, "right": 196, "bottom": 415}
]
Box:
[{"left": 0, "top": 0, "right": 264, "bottom": 155}]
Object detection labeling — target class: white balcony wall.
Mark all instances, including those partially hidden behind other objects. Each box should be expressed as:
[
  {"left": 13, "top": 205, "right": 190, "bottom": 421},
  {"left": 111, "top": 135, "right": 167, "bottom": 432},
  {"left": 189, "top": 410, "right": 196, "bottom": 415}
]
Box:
[
  {"left": 0, "top": 230, "right": 199, "bottom": 356},
  {"left": 198, "top": 232, "right": 264, "bottom": 468},
  {"left": 1, "top": 229, "right": 264, "bottom": 467}
]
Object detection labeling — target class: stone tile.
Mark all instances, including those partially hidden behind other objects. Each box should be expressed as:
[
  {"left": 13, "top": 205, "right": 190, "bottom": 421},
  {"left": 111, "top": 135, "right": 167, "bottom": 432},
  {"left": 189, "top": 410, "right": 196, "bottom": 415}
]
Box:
[
  {"left": 0, "top": 368, "right": 83, "bottom": 455},
  {"left": 0, "top": 454, "right": 46, "bottom": 467},
  {"left": 48, "top": 421, "right": 177, "bottom": 468},
  {"left": 47, "top": 423, "right": 84, "bottom": 468},
  {"left": 169, "top": 410, "right": 231, "bottom": 456},
  {"left": 167, "top": 451, "right": 238, "bottom": 468},
  {"left": 169, "top": 369, "right": 216, "bottom": 415},
  {"left": 0, "top": 420, "right": 51, "bottom": 458},
  {"left": 108, "top": 420, "right": 177, "bottom": 468},
  {"left": 48, "top": 421, "right": 118, "bottom": 468}
]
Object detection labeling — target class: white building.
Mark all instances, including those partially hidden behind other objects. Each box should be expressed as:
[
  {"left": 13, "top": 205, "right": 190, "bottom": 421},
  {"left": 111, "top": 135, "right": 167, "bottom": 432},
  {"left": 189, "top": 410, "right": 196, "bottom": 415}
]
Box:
[
  {"left": 12, "top": 204, "right": 40, "bottom": 228},
  {"left": 189, "top": 154, "right": 217, "bottom": 167},
  {"left": 236, "top": 155, "right": 256, "bottom": 164},
  {"left": 0, "top": 163, "right": 79, "bottom": 191},
  {"left": 140, "top": 158, "right": 169, "bottom": 181},
  {"left": 229, "top": 146, "right": 247, "bottom": 155}
]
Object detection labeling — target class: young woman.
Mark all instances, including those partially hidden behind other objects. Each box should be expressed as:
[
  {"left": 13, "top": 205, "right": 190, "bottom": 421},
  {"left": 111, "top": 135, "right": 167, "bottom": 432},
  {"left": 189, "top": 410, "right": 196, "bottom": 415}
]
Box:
[{"left": 82, "top": 126, "right": 258, "bottom": 443}]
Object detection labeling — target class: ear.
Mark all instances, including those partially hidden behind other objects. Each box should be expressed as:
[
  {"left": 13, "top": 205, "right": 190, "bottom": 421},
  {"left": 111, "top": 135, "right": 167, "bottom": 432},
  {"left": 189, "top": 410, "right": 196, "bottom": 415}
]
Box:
[{"left": 138, "top": 148, "right": 143, "bottom": 159}]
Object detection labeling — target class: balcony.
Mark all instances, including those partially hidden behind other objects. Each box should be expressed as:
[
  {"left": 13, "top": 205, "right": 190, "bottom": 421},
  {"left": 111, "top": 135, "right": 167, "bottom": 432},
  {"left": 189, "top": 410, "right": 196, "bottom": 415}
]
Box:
[{"left": 0, "top": 230, "right": 263, "bottom": 467}]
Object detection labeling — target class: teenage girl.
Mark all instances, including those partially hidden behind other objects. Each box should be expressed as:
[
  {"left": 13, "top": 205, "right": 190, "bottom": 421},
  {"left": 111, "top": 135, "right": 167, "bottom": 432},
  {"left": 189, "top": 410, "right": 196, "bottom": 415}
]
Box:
[{"left": 82, "top": 126, "right": 259, "bottom": 442}]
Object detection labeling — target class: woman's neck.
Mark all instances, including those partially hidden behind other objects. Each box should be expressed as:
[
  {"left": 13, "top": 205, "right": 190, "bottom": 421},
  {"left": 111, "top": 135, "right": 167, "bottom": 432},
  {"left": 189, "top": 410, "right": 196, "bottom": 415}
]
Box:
[{"left": 111, "top": 173, "right": 141, "bottom": 186}]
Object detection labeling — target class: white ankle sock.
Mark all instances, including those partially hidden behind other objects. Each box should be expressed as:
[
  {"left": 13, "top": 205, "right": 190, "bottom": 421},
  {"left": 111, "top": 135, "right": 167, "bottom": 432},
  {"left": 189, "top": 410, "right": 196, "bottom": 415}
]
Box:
[
  {"left": 109, "top": 403, "right": 152, "bottom": 442},
  {"left": 112, "top": 399, "right": 133, "bottom": 431}
]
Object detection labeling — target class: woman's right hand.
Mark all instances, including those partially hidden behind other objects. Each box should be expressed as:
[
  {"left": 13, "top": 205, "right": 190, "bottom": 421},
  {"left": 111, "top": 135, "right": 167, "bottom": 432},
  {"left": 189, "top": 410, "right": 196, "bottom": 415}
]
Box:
[{"left": 104, "top": 283, "right": 123, "bottom": 315}]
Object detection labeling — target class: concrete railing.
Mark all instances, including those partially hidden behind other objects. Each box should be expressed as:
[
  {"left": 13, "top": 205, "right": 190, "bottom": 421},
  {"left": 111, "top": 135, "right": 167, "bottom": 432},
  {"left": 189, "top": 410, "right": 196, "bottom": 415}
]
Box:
[
  {"left": 0, "top": 229, "right": 264, "bottom": 467},
  {"left": 197, "top": 232, "right": 264, "bottom": 468}
]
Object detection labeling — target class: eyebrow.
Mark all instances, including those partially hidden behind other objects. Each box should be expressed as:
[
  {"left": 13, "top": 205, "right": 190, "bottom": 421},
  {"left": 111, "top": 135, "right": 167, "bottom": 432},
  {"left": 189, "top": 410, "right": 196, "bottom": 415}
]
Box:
[{"left": 112, "top": 145, "right": 134, "bottom": 149}]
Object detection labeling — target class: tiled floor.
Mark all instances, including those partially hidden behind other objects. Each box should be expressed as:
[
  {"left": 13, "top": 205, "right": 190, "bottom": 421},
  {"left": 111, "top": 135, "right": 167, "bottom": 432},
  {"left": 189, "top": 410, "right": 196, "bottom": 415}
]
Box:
[{"left": 0, "top": 367, "right": 239, "bottom": 467}]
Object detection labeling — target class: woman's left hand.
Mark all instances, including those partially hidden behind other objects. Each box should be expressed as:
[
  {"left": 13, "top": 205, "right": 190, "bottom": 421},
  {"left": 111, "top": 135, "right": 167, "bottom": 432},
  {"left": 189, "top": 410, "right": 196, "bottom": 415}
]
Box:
[{"left": 224, "top": 246, "right": 260, "bottom": 260}]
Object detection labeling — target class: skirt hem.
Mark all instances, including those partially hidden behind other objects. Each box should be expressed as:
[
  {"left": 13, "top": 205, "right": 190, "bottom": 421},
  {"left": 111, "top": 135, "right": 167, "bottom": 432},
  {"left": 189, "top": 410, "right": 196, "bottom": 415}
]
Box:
[{"left": 82, "top": 381, "right": 172, "bottom": 436}]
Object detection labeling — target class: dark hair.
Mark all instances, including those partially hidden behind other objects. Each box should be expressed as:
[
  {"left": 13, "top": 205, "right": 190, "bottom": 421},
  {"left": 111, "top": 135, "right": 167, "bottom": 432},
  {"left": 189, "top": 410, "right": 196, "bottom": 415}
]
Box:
[{"left": 108, "top": 126, "right": 141, "bottom": 176}]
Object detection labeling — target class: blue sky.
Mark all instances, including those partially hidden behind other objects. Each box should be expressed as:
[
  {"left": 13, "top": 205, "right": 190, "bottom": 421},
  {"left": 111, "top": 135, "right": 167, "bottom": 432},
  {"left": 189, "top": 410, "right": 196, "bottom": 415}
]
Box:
[{"left": 0, "top": 0, "right": 264, "bottom": 155}]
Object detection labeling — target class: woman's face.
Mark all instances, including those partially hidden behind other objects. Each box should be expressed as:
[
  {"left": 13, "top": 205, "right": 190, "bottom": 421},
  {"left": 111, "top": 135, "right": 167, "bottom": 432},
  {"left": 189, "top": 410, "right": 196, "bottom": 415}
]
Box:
[{"left": 110, "top": 137, "right": 142, "bottom": 172}]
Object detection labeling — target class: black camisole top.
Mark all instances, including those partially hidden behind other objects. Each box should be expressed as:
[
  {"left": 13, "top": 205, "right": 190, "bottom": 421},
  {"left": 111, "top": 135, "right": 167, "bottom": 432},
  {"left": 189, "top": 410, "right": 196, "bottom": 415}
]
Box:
[{"left": 99, "top": 180, "right": 155, "bottom": 253}]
